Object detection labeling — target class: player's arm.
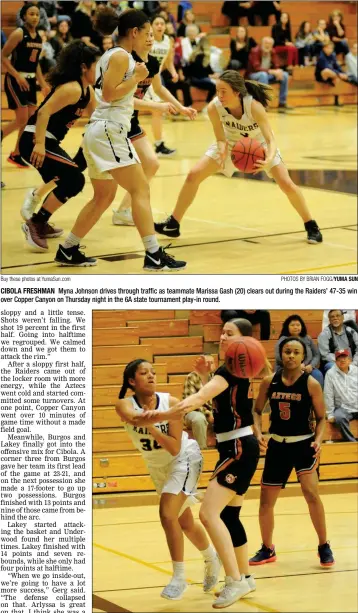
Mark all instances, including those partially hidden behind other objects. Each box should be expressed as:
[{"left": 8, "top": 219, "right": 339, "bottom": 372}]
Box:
[
  {"left": 84, "top": 85, "right": 97, "bottom": 117},
  {"left": 162, "top": 38, "right": 178, "bottom": 80},
  {"left": 116, "top": 396, "right": 182, "bottom": 426},
  {"left": 253, "top": 375, "right": 273, "bottom": 448},
  {"left": 207, "top": 101, "right": 228, "bottom": 166},
  {"left": 36, "top": 61, "right": 49, "bottom": 94},
  {"left": 308, "top": 376, "right": 326, "bottom": 456},
  {"left": 1, "top": 29, "right": 28, "bottom": 86},
  {"left": 251, "top": 100, "right": 277, "bottom": 173},
  {"left": 102, "top": 52, "right": 143, "bottom": 102},
  {"left": 169, "top": 375, "right": 229, "bottom": 417},
  {"left": 147, "top": 396, "right": 183, "bottom": 456},
  {"left": 151, "top": 72, "right": 196, "bottom": 119}
]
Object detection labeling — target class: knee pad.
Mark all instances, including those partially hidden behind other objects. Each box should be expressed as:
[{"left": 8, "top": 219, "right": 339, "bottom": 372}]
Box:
[
  {"left": 220, "top": 506, "right": 247, "bottom": 547},
  {"left": 53, "top": 170, "right": 85, "bottom": 203}
]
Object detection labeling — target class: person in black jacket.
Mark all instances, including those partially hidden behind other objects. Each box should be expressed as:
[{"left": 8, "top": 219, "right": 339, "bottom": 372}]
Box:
[
  {"left": 221, "top": 310, "right": 271, "bottom": 340},
  {"left": 228, "top": 25, "right": 257, "bottom": 70}
]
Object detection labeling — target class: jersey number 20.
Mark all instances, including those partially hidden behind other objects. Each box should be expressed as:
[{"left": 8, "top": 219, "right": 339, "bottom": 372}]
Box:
[{"left": 279, "top": 402, "right": 291, "bottom": 420}]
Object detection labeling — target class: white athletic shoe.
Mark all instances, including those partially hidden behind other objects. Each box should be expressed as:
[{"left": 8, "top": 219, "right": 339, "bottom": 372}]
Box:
[
  {"left": 161, "top": 579, "right": 188, "bottom": 600},
  {"left": 212, "top": 576, "right": 251, "bottom": 609},
  {"left": 215, "top": 574, "right": 256, "bottom": 597},
  {"left": 203, "top": 554, "right": 222, "bottom": 592},
  {"left": 112, "top": 208, "right": 134, "bottom": 226},
  {"left": 21, "top": 188, "right": 40, "bottom": 221}
]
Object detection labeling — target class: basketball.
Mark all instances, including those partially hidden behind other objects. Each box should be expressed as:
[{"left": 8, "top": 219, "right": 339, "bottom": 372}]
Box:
[
  {"left": 225, "top": 336, "right": 266, "bottom": 378},
  {"left": 231, "top": 138, "right": 266, "bottom": 173}
]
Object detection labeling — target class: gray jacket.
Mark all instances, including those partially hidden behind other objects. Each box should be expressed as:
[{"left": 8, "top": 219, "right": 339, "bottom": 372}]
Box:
[{"left": 318, "top": 325, "right": 358, "bottom": 366}]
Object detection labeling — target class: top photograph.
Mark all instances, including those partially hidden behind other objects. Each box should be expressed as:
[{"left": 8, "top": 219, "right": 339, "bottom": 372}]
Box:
[{"left": 1, "top": 0, "right": 357, "bottom": 275}]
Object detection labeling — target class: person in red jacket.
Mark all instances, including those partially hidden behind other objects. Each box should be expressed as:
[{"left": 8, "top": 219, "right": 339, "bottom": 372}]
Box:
[{"left": 247, "top": 36, "right": 292, "bottom": 112}]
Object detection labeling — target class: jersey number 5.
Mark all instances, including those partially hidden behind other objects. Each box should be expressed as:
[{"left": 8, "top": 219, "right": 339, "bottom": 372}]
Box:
[
  {"left": 140, "top": 438, "right": 162, "bottom": 451},
  {"left": 29, "top": 49, "right": 39, "bottom": 63},
  {"left": 279, "top": 402, "right": 291, "bottom": 420}
]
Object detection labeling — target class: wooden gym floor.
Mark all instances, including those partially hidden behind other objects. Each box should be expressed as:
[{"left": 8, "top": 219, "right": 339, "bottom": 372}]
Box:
[
  {"left": 1, "top": 107, "right": 357, "bottom": 275},
  {"left": 93, "top": 489, "right": 358, "bottom": 612}
]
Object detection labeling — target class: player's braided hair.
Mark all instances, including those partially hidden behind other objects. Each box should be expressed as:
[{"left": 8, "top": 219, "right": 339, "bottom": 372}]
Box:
[
  {"left": 219, "top": 70, "right": 273, "bottom": 108},
  {"left": 118, "top": 359, "right": 148, "bottom": 399},
  {"left": 47, "top": 40, "right": 100, "bottom": 88},
  {"left": 94, "top": 6, "right": 150, "bottom": 37}
]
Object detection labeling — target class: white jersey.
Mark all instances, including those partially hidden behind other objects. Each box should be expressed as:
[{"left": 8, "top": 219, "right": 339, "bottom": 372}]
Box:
[
  {"left": 124, "top": 392, "right": 191, "bottom": 468},
  {"left": 150, "top": 34, "right": 170, "bottom": 67},
  {"left": 91, "top": 46, "right": 136, "bottom": 131},
  {"left": 214, "top": 94, "right": 267, "bottom": 147}
]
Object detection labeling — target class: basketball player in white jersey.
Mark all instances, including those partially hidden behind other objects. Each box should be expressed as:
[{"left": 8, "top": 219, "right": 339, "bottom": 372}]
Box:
[
  {"left": 116, "top": 359, "right": 221, "bottom": 601},
  {"left": 144, "top": 14, "right": 178, "bottom": 156},
  {"left": 155, "top": 70, "right": 323, "bottom": 245},
  {"left": 56, "top": 8, "right": 186, "bottom": 270}
]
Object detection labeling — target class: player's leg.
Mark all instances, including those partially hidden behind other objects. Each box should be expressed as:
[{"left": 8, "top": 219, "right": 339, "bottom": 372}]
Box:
[
  {"left": 7, "top": 107, "right": 30, "bottom": 167},
  {"left": 12, "top": 104, "right": 37, "bottom": 159},
  {"left": 299, "top": 470, "right": 334, "bottom": 566},
  {"left": 159, "top": 491, "right": 189, "bottom": 599},
  {"left": 269, "top": 162, "right": 323, "bottom": 243},
  {"left": 21, "top": 179, "right": 58, "bottom": 221},
  {"left": 155, "top": 155, "right": 220, "bottom": 237},
  {"left": 152, "top": 109, "right": 176, "bottom": 156}
]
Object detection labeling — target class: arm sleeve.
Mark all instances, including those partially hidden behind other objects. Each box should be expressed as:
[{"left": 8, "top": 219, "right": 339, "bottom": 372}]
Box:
[
  {"left": 323, "top": 371, "right": 335, "bottom": 417},
  {"left": 308, "top": 336, "right": 320, "bottom": 368}
]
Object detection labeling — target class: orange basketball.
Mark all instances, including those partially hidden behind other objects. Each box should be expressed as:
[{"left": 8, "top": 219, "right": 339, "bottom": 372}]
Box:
[
  {"left": 225, "top": 336, "right": 266, "bottom": 378},
  {"left": 231, "top": 137, "right": 266, "bottom": 173}
]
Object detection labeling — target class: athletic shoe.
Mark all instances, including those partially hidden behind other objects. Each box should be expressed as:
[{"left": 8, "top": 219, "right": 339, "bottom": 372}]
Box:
[
  {"left": 1, "top": 182, "right": 5, "bottom": 189},
  {"left": 278, "top": 103, "right": 294, "bottom": 113},
  {"left": 212, "top": 576, "right": 251, "bottom": 609},
  {"left": 112, "top": 208, "right": 135, "bottom": 226},
  {"left": 305, "top": 220, "right": 323, "bottom": 244},
  {"left": 21, "top": 220, "right": 48, "bottom": 252},
  {"left": 161, "top": 579, "right": 188, "bottom": 600},
  {"left": 143, "top": 245, "right": 186, "bottom": 271},
  {"left": 154, "top": 215, "right": 181, "bottom": 238},
  {"left": 318, "top": 542, "right": 335, "bottom": 567},
  {"left": 38, "top": 222, "right": 64, "bottom": 239},
  {"left": 7, "top": 152, "right": 29, "bottom": 168},
  {"left": 215, "top": 574, "right": 256, "bottom": 597},
  {"left": 155, "top": 142, "right": 176, "bottom": 157},
  {"left": 203, "top": 554, "right": 222, "bottom": 592},
  {"left": 21, "top": 188, "right": 41, "bottom": 221},
  {"left": 55, "top": 244, "right": 97, "bottom": 267},
  {"left": 249, "top": 544, "right": 277, "bottom": 566}
]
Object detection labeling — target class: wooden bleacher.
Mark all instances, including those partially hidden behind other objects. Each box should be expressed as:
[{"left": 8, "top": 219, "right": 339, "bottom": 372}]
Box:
[{"left": 92, "top": 309, "right": 358, "bottom": 495}]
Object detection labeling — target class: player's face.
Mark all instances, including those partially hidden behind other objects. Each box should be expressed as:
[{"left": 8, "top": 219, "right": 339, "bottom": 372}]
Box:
[
  {"left": 131, "top": 362, "right": 157, "bottom": 394},
  {"left": 134, "top": 22, "right": 152, "bottom": 52},
  {"left": 328, "top": 311, "right": 344, "bottom": 328},
  {"left": 281, "top": 341, "right": 304, "bottom": 369},
  {"left": 152, "top": 17, "right": 166, "bottom": 37},
  {"left": 216, "top": 81, "right": 238, "bottom": 108},
  {"left": 220, "top": 322, "right": 242, "bottom": 350},
  {"left": 24, "top": 7, "right": 40, "bottom": 28},
  {"left": 288, "top": 319, "right": 302, "bottom": 337},
  {"left": 82, "top": 60, "right": 98, "bottom": 86}
]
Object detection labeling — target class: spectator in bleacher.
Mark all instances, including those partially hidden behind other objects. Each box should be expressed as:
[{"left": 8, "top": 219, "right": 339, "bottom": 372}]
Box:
[
  {"left": 324, "top": 349, "right": 358, "bottom": 442},
  {"left": 295, "top": 21, "right": 315, "bottom": 66},
  {"left": 155, "top": 1, "right": 176, "bottom": 31},
  {"left": 275, "top": 314, "right": 324, "bottom": 387},
  {"left": 71, "top": 0, "right": 103, "bottom": 47},
  {"left": 101, "top": 34, "right": 114, "bottom": 51},
  {"left": 312, "top": 19, "right": 330, "bottom": 57},
  {"left": 38, "top": 28, "right": 56, "bottom": 73},
  {"left": 49, "top": 20, "right": 74, "bottom": 57},
  {"left": 322, "top": 309, "right": 358, "bottom": 332},
  {"left": 247, "top": 37, "right": 292, "bottom": 112},
  {"left": 221, "top": 310, "right": 271, "bottom": 340},
  {"left": 228, "top": 25, "right": 257, "bottom": 71},
  {"left": 40, "top": 1, "right": 58, "bottom": 28},
  {"left": 161, "top": 25, "right": 194, "bottom": 107},
  {"left": 221, "top": 2, "right": 255, "bottom": 27},
  {"left": 181, "top": 23, "right": 200, "bottom": 64},
  {"left": 16, "top": 0, "right": 51, "bottom": 31},
  {"left": 177, "top": 9, "right": 201, "bottom": 38},
  {"left": 185, "top": 35, "right": 218, "bottom": 107},
  {"left": 318, "top": 310, "right": 358, "bottom": 373},
  {"left": 183, "top": 354, "right": 215, "bottom": 449},
  {"left": 250, "top": 1, "right": 281, "bottom": 26},
  {"left": 106, "top": 1, "right": 124, "bottom": 17},
  {"left": 271, "top": 12, "right": 299, "bottom": 70},
  {"left": 315, "top": 41, "right": 349, "bottom": 86},
  {"left": 177, "top": 1, "right": 192, "bottom": 23},
  {"left": 345, "top": 42, "right": 357, "bottom": 85},
  {"left": 327, "top": 10, "right": 349, "bottom": 57}
]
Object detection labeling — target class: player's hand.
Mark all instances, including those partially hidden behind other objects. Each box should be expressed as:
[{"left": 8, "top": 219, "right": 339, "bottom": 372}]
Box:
[
  {"left": 170, "top": 399, "right": 195, "bottom": 417},
  {"left": 193, "top": 355, "right": 208, "bottom": 374},
  {"left": 339, "top": 73, "right": 348, "bottom": 81},
  {"left": 252, "top": 156, "right": 271, "bottom": 175},
  {"left": 256, "top": 434, "right": 268, "bottom": 453},
  {"left": 171, "top": 71, "right": 179, "bottom": 83},
  {"left": 161, "top": 102, "right": 178, "bottom": 115},
  {"left": 311, "top": 440, "right": 321, "bottom": 458},
  {"left": 16, "top": 75, "right": 30, "bottom": 91},
  {"left": 217, "top": 140, "right": 228, "bottom": 168},
  {"left": 134, "top": 62, "right": 149, "bottom": 81},
  {"left": 30, "top": 143, "right": 46, "bottom": 169},
  {"left": 180, "top": 106, "right": 197, "bottom": 120}
]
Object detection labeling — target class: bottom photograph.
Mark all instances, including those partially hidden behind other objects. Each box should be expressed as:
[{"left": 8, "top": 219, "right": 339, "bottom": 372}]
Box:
[{"left": 92, "top": 309, "right": 358, "bottom": 613}]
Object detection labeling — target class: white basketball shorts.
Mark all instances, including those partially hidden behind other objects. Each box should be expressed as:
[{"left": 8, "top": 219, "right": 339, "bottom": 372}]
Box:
[{"left": 83, "top": 120, "right": 140, "bottom": 180}]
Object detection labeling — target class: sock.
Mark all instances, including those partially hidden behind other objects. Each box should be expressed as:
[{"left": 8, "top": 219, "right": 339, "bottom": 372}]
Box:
[
  {"left": 143, "top": 234, "right": 159, "bottom": 254},
  {"left": 304, "top": 219, "right": 317, "bottom": 229},
  {"left": 32, "top": 207, "right": 52, "bottom": 223},
  {"left": 172, "top": 561, "right": 185, "bottom": 582},
  {"left": 155, "top": 140, "right": 163, "bottom": 147},
  {"left": 169, "top": 215, "right": 179, "bottom": 226},
  {"left": 200, "top": 544, "right": 216, "bottom": 561},
  {"left": 63, "top": 233, "right": 80, "bottom": 249}
]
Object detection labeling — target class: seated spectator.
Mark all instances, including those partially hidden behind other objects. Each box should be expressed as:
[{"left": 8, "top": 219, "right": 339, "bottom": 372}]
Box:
[
  {"left": 271, "top": 11, "right": 299, "bottom": 69},
  {"left": 161, "top": 24, "right": 193, "bottom": 107},
  {"left": 327, "top": 10, "right": 349, "bottom": 56},
  {"left": 185, "top": 36, "right": 218, "bottom": 107},
  {"left": 345, "top": 42, "right": 358, "bottom": 85},
  {"left": 106, "top": 0, "right": 123, "bottom": 16},
  {"left": 71, "top": 0, "right": 102, "bottom": 47},
  {"left": 221, "top": 1, "right": 255, "bottom": 27},
  {"left": 101, "top": 34, "right": 114, "bottom": 52},
  {"left": 181, "top": 23, "right": 201, "bottom": 63},
  {"left": 318, "top": 309, "right": 358, "bottom": 373},
  {"left": 221, "top": 310, "right": 271, "bottom": 340},
  {"left": 250, "top": 1, "right": 281, "bottom": 26},
  {"left": 322, "top": 309, "right": 358, "bottom": 332},
  {"left": 313, "top": 19, "right": 330, "bottom": 57},
  {"left": 275, "top": 314, "right": 324, "bottom": 386},
  {"left": 315, "top": 41, "right": 349, "bottom": 85},
  {"left": 50, "top": 20, "right": 73, "bottom": 56},
  {"left": 177, "top": 1, "right": 192, "bottom": 23},
  {"left": 16, "top": 0, "right": 50, "bottom": 31},
  {"left": 40, "top": 1, "right": 58, "bottom": 28},
  {"left": 38, "top": 28, "right": 56, "bottom": 73},
  {"left": 247, "top": 36, "right": 292, "bottom": 112},
  {"left": 183, "top": 354, "right": 215, "bottom": 449},
  {"left": 295, "top": 20, "right": 315, "bottom": 66},
  {"left": 228, "top": 25, "right": 257, "bottom": 70},
  {"left": 177, "top": 8, "right": 201, "bottom": 38},
  {"left": 324, "top": 350, "right": 358, "bottom": 441},
  {"left": 155, "top": 1, "right": 176, "bottom": 30}
]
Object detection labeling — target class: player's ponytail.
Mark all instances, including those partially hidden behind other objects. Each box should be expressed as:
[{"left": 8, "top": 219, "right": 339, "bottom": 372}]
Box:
[
  {"left": 219, "top": 70, "right": 272, "bottom": 109},
  {"left": 94, "top": 6, "right": 150, "bottom": 37},
  {"left": 118, "top": 359, "right": 148, "bottom": 399},
  {"left": 229, "top": 318, "right": 253, "bottom": 337}
]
